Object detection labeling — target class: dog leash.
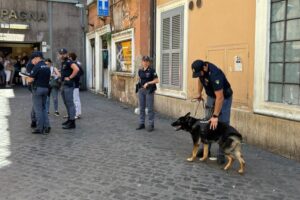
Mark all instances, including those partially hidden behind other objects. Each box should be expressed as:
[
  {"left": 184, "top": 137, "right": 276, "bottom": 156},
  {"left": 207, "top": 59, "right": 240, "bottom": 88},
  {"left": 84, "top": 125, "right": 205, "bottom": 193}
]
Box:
[{"left": 191, "top": 99, "right": 205, "bottom": 117}]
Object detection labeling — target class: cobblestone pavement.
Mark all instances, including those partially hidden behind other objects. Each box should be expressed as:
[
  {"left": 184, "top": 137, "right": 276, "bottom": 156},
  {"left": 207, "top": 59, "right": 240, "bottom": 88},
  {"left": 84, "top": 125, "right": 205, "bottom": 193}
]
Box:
[{"left": 0, "top": 87, "right": 299, "bottom": 200}]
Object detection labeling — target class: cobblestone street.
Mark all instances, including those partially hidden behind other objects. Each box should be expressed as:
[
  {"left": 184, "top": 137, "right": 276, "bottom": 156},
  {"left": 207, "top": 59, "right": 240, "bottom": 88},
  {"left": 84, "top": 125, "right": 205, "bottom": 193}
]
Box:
[{"left": 0, "top": 88, "right": 299, "bottom": 200}]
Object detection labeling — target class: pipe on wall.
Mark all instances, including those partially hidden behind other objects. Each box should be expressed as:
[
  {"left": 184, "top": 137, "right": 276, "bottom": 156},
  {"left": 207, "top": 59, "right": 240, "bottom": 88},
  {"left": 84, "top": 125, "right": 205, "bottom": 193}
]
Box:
[{"left": 150, "top": 0, "right": 156, "bottom": 69}]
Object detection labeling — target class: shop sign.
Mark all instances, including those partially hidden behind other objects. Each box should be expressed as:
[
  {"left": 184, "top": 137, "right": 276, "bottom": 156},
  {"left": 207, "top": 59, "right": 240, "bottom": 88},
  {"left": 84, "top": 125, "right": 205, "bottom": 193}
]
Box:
[
  {"left": 0, "top": 33, "right": 25, "bottom": 42},
  {"left": 0, "top": 9, "right": 47, "bottom": 22}
]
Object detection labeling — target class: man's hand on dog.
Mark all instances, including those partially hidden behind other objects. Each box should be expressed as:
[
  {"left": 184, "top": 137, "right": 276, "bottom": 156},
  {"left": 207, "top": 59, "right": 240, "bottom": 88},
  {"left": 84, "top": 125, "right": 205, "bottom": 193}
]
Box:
[{"left": 209, "top": 117, "right": 218, "bottom": 130}]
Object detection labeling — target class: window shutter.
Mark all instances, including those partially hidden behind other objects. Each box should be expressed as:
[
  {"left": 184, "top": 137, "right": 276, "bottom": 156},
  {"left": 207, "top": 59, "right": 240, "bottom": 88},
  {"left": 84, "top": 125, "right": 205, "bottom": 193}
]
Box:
[
  {"left": 162, "top": 17, "right": 171, "bottom": 85},
  {"left": 171, "top": 14, "right": 182, "bottom": 87},
  {"left": 160, "top": 6, "right": 184, "bottom": 89}
]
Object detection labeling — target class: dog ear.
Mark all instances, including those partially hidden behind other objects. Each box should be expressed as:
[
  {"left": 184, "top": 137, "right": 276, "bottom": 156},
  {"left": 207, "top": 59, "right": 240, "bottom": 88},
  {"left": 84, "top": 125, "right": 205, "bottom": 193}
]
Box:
[{"left": 185, "top": 112, "right": 191, "bottom": 117}]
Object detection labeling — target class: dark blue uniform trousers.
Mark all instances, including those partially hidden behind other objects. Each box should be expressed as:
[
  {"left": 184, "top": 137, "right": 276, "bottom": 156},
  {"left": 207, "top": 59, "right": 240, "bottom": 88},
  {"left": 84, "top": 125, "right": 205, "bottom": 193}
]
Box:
[
  {"left": 31, "top": 94, "right": 36, "bottom": 123},
  {"left": 138, "top": 88, "right": 155, "bottom": 126},
  {"left": 32, "top": 87, "right": 50, "bottom": 131},
  {"left": 206, "top": 95, "right": 233, "bottom": 157},
  {"left": 61, "top": 85, "right": 76, "bottom": 120}
]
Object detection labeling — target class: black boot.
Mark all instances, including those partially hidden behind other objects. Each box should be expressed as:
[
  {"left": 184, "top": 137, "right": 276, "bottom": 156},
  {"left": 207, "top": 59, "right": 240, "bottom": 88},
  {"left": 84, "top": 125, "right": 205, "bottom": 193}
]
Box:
[
  {"left": 31, "top": 121, "right": 37, "bottom": 128},
  {"left": 62, "top": 119, "right": 70, "bottom": 126},
  {"left": 136, "top": 124, "right": 145, "bottom": 130},
  {"left": 63, "top": 120, "right": 76, "bottom": 129},
  {"left": 217, "top": 154, "right": 226, "bottom": 165},
  {"left": 32, "top": 129, "right": 43, "bottom": 134}
]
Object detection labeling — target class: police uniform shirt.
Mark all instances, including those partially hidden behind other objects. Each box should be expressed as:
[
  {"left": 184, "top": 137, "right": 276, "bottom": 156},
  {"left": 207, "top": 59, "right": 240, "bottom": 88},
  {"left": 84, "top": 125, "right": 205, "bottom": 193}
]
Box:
[
  {"left": 138, "top": 67, "right": 158, "bottom": 86},
  {"left": 26, "top": 59, "right": 35, "bottom": 74},
  {"left": 199, "top": 62, "right": 232, "bottom": 98},
  {"left": 61, "top": 59, "right": 74, "bottom": 80},
  {"left": 30, "top": 61, "right": 51, "bottom": 88}
]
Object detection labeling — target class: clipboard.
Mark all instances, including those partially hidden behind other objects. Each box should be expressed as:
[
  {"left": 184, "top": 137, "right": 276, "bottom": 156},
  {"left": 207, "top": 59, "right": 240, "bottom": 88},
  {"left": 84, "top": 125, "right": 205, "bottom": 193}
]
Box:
[{"left": 19, "top": 72, "right": 31, "bottom": 78}]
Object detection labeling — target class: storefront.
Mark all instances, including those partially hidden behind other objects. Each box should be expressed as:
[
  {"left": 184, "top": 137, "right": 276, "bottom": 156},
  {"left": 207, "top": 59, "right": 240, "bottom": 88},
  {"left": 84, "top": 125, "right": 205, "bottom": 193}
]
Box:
[{"left": 0, "top": 0, "right": 85, "bottom": 73}]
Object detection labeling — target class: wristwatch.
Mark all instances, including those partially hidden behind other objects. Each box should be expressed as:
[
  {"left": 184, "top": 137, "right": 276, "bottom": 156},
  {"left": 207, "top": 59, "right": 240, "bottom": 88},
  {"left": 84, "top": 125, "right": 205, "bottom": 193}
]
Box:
[{"left": 212, "top": 114, "right": 219, "bottom": 118}]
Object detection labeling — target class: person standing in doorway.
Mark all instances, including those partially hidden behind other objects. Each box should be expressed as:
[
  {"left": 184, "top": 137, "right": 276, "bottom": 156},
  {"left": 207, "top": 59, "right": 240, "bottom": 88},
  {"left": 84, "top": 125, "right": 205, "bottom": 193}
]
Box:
[
  {"left": 136, "top": 56, "right": 159, "bottom": 132},
  {"left": 58, "top": 48, "right": 79, "bottom": 129}
]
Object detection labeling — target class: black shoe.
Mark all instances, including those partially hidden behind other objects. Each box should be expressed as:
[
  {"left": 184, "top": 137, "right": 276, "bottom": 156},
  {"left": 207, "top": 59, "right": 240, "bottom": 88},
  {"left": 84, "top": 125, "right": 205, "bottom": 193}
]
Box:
[
  {"left": 136, "top": 124, "right": 145, "bottom": 130},
  {"left": 63, "top": 120, "right": 76, "bottom": 129},
  {"left": 62, "top": 120, "right": 70, "bottom": 126},
  {"left": 32, "top": 129, "right": 43, "bottom": 134},
  {"left": 44, "top": 127, "right": 51, "bottom": 134},
  {"left": 31, "top": 121, "right": 37, "bottom": 128},
  {"left": 217, "top": 155, "right": 226, "bottom": 165},
  {"left": 147, "top": 125, "right": 154, "bottom": 132},
  {"left": 54, "top": 111, "right": 60, "bottom": 116},
  {"left": 196, "top": 149, "right": 211, "bottom": 158}
]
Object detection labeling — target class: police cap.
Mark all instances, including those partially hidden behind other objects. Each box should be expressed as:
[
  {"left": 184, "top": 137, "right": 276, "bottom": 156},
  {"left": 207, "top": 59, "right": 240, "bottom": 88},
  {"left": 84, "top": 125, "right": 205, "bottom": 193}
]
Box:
[
  {"left": 58, "top": 48, "right": 68, "bottom": 55},
  {"left": 142, "top": 56, "right": 151, "bottom": 62},
  {"left": 30, "top": 51, "right": 44, "bottom": 60},
  {"left": 191, "top": 60, "right": 205, "bottom": 78}
]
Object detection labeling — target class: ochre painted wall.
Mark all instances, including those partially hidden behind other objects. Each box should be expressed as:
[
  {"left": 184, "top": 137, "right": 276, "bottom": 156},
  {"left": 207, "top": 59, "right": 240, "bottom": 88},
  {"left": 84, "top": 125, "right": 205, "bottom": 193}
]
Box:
[{"left": 155, "top": 0, "right": 300, "bottom": 161}]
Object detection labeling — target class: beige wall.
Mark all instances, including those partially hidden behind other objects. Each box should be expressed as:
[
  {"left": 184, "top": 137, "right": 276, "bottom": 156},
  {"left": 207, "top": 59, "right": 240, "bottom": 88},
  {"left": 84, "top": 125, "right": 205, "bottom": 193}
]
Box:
[{"left": 155, "top": 0, "right": 300, "bottom": 161}]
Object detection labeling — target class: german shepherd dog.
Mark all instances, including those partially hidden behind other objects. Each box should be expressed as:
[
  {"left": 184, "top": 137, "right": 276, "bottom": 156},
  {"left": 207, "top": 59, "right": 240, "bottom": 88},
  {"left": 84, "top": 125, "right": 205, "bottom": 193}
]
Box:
[{"left": 171, "top": 112, "right": 245, "bottom": 174}]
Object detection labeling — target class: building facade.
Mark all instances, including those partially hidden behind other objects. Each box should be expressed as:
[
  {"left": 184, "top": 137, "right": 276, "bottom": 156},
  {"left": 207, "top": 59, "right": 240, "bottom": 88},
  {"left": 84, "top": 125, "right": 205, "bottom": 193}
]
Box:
[
  {"left": 86, "top": 0, "right": 152, "bottom": 105},
  {"left": 85, "top": 0, "right": 300, "bottom": 160},
  {"left": 0, "top": 0, "right": 85, "bottom": 70},
  {"left": 154, "top": 0, "right": 300, "bottom": 160}
]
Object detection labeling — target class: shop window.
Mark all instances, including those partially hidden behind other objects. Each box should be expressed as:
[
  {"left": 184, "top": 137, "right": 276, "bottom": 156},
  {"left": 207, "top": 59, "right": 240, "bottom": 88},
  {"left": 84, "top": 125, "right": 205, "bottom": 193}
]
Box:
[
  {"left": 269, "top": 0, "right": 300, "bottom": 105},
  {"left": 111, "top": 29, "right": 134, "bottom": 75},
  {"left": 115, "top": 39, "right": 132, "bottom": 72}
]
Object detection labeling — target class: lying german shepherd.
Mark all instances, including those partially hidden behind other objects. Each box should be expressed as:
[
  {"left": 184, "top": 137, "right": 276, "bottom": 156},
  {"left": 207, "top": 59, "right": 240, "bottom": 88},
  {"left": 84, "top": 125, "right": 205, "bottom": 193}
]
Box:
[{"left": 171, "top": 112, "right": 245, "bottom": 174}]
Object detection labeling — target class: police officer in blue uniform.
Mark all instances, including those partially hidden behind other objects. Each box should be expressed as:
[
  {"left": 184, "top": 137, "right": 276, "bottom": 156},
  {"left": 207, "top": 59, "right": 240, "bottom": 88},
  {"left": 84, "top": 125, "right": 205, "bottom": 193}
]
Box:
[
  {"left": 58, "top": 48, "right": 79, "bottom": 129},
  {"left": 192, "top": 60, "right": 233, "bottom": 164},
  {"left": 27, "top": 51, "right": 51, "bottom": 134},
  {"left": 26, "top": 59, "right": 37, "bottom": 128},
  {"left": 136, "top": 56, "right": 159, "bottom": 132}
]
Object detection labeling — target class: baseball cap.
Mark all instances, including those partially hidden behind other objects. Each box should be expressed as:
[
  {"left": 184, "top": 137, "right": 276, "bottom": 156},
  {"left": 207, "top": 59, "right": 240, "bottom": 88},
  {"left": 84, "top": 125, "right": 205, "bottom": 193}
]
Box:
[
  {"left": 30, "top": 51, "right": 44, "bottom": 60},
  {"left": 58, "top": 48, "right": 68, "bottom": 54},
  {"left": 191, "top": 60, "right": 205, "bottom": 78}
]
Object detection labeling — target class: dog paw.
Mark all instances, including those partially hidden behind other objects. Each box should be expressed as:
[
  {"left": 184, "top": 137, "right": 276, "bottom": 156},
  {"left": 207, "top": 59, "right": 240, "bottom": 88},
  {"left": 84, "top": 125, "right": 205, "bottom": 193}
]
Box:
[
  {"left": 187, "top": 157, "right": 194, "bottom": 162},
  {"left": 224, "top": 166, "right": 229, "bottom": 171},
  {"left": 238, "top": 169, "right": 244, "bottom": 174}
]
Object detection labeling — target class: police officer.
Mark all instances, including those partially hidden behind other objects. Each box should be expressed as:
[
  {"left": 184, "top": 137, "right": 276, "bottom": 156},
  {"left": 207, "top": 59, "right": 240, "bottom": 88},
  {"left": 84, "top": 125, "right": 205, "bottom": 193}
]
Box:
[
  {"left": 58, "top": 48, "right": 79, "bottom": 129},
  {"left": 25, "top": 59, "right": 37, "bottom": 128},
  {"left": 136, "top": 56, "right": 159, "bottom": 132},
  {"left": 192, "top": 60, "right": 233, "bottom": 164},
  {"left": 27, "top": 51, "right": 51, "bottom": 134}
]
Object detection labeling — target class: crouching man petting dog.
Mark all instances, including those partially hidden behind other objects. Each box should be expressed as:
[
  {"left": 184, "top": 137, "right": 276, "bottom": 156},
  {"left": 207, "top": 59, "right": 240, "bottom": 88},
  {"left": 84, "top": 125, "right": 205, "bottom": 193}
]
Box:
[{"left": 192, "top": 60, "right": 233, "bottom": 165}]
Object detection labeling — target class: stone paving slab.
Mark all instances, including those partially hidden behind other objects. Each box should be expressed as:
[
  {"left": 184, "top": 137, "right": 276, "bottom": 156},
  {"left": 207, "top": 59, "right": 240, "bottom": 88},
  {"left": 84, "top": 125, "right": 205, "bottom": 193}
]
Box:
[{"left": 0, "top": 87, "right": 299, "bottom": 200}]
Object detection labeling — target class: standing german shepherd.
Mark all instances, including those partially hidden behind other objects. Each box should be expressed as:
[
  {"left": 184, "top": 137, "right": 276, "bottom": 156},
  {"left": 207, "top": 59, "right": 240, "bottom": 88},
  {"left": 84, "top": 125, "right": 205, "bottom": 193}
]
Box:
[{"left": 171, "top": 112, "right": 245, "bottom": 174}]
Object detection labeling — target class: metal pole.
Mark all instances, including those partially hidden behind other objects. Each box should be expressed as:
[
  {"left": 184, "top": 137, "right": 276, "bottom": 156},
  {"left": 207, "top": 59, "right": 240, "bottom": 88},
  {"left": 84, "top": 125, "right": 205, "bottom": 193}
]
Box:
[{"left": 48, "top": 0, "right": 53, "bottom": 61}]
